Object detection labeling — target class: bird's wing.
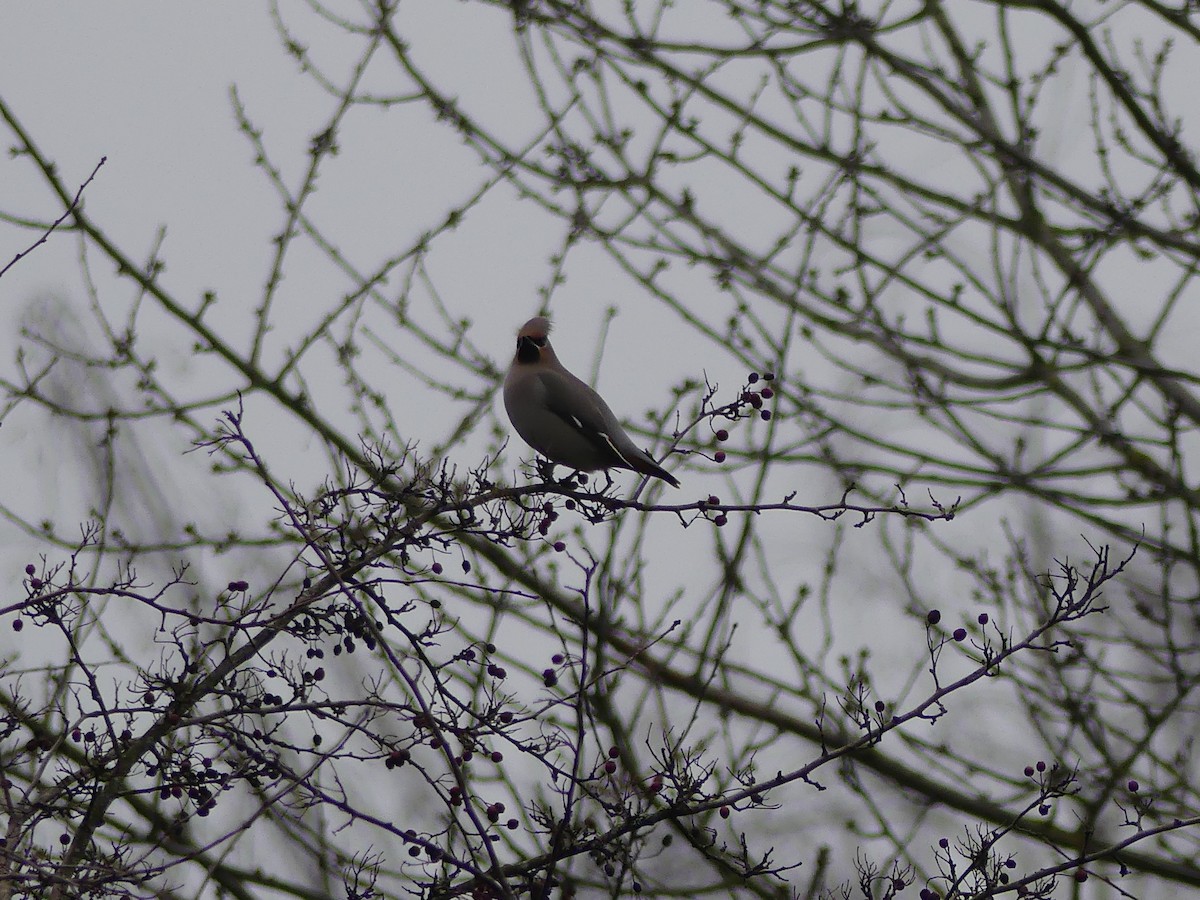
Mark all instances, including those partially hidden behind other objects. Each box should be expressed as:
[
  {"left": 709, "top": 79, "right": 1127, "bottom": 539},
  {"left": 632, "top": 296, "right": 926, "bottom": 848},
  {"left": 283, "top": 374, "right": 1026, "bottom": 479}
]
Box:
[{"left": 535, "top": 371, "right": 631, "bottom": 465}]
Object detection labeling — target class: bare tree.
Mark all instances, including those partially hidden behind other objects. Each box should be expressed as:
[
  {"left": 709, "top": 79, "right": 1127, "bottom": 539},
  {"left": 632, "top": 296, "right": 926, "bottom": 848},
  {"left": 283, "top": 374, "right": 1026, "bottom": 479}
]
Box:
[{"left": 2, "top": 1, "right": 1199, "bottom": 897}]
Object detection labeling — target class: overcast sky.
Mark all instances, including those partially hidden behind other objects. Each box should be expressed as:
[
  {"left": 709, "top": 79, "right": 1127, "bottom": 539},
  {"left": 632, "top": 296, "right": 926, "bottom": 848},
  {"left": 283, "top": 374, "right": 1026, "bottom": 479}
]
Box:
[{"left": 4, "top": 5, "right": 1199, "bottom": 896}]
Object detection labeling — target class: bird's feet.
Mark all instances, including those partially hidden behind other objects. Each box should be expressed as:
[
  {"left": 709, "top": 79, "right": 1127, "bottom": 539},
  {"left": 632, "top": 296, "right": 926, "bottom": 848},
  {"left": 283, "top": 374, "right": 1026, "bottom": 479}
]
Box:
[{"left": 534, "top": 457, "right": 580, "bottom": 488}]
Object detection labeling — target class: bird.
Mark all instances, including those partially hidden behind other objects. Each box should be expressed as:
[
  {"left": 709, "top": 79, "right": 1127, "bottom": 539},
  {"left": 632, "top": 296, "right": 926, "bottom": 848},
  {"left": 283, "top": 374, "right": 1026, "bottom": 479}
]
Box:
[{"left": 503, "top": 316, "right": 680, "bottom": 488}]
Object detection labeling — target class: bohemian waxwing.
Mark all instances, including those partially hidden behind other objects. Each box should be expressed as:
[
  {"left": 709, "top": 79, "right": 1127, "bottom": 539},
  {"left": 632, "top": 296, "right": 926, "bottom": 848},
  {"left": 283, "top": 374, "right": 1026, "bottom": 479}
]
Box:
[{"left": 503, "top": 316, "right": 680, "bottom": 488}]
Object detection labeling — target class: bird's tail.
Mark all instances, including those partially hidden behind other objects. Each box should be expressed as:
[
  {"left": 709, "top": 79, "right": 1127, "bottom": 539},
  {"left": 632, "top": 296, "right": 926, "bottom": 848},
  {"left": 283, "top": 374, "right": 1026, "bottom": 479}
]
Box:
[{"left": 631, "top": 453, "right": 680, "bottom": 488}]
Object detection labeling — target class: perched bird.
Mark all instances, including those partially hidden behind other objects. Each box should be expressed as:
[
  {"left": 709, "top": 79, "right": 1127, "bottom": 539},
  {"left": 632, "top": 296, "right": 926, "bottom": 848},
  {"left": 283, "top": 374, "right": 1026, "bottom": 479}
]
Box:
[{"left": 504, "top": 316, "right": 680, "bottom": 488}]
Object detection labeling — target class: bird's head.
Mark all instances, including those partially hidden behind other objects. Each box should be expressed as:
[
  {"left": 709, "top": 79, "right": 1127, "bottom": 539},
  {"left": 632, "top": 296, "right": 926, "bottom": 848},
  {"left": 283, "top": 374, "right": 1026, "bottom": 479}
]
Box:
[{"left": 514, "top": 316, "right": 552, "bottom": 365}]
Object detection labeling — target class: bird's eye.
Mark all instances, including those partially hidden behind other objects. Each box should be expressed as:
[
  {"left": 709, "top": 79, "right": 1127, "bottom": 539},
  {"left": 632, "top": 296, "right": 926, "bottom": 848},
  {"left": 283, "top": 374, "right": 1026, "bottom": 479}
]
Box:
[{"left": 533, "top": 337, "right": 547, "bottom": 347}]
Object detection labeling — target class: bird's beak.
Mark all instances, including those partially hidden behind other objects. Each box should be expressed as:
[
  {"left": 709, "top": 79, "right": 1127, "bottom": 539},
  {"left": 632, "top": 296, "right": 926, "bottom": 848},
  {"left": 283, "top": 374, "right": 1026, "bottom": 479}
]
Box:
[{"left": 516, "top": 334, "right": 542, "bottom": 364}]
